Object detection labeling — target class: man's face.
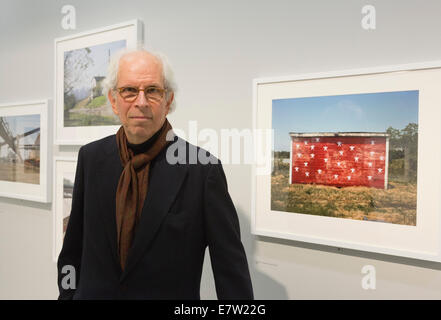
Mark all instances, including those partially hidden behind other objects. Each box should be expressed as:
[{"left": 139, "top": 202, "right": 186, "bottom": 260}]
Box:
[{"left": 108, "top": 51, "right": 173, "bottom": 144}]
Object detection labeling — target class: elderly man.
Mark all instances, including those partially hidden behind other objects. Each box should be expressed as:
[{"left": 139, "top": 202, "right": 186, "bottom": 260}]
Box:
[{"left": 57, "top": 49, "right": 253, "bottom": 299}]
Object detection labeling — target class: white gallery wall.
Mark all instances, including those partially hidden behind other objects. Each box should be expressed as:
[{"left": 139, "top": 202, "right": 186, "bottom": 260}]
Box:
[{"left": 1, "top": 0, "right": 441, "bottom": 299}]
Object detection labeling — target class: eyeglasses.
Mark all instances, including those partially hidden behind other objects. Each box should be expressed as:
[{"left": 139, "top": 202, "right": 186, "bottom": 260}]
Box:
[{"left": 115, "top": 86, "right": 168, "bottom": 103}]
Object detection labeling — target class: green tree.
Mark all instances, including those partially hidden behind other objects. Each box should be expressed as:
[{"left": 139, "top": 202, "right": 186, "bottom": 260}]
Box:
[
  {"left": 386, "top": 123, "right": 418, "bottom": 182},
  {"left": 63, "top": 48, "right": 93, "bottom": 111}
]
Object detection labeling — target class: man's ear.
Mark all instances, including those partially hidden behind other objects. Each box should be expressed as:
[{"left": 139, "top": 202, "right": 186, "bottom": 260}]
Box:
[
  {"left": 108, "top": 90, "right": 118, "bottom": 115},
  {"left": 165, "top": 92, "right": 174, "bottom": 115}
]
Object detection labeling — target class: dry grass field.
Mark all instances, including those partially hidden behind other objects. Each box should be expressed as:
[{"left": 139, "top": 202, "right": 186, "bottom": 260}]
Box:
[
  {"left": 271, "top": 162, "right": 417, "bottom": 226},
  {"left": 0, "top": 162, "right": 39, "bottom": 184}
]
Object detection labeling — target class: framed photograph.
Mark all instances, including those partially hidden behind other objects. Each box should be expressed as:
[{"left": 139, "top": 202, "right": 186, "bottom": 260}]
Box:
[
  {"left": 252, "top": 62, "right": 441, "bottom": 262},
  {"left": 0, "top": 100, "right": 51, "bottom": 202},
  {"left": 54, "top": 19, "right": 143, "bottom": 145},
  {"left": 53, "top": 157, "right": 77, "bottom": 262}
]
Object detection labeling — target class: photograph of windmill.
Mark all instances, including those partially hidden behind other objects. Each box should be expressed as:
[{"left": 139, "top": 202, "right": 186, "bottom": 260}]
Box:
[
  {"left": 0, "top": 114, "right": 40, "bottom": 184},
  {"left": 63, "top": 39, "right": 126, "bottom": 127}
]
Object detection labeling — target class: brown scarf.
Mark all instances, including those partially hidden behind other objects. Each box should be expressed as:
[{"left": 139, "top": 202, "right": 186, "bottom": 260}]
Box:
[{"left": 115, "top": 119, "right": 172, "bottom": 271}]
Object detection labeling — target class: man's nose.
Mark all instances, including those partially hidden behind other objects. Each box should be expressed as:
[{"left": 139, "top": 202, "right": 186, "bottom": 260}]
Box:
[{"left": 134, "top": 89, "right": 149, "bottom": 107}]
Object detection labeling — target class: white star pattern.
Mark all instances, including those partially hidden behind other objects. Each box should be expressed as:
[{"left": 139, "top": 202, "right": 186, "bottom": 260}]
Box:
[{"left": 291, "top": 137, "right": 386, "bottom": 189}]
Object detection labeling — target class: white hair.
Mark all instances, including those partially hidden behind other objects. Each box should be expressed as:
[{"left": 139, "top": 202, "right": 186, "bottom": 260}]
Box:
[{"left": 102, "top": 46, "right": 177, "bottom": 113}]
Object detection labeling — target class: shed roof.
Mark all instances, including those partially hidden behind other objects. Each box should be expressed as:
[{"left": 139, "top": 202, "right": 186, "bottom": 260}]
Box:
[{"left": 289, "top": 132, "right": 389, "bottom": 138}]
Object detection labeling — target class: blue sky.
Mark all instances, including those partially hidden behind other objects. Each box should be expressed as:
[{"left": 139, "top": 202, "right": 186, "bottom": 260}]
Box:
[
  {"left": 1, "top": 114, "right": 40, "bottom": 143},
  {"left": 86, "top": 39, "right": 126, "bottom": 77},
  {"left": 0, "top": 114, "right": 40, "bottom": 159},
  {"left": 272, "top": 90, "right": 419, "bottom": 151}
]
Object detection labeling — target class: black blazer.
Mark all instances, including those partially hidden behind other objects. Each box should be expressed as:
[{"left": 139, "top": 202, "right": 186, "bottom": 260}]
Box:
[{"left": 57, "top": 134, "right": 253, "bottom": 299}]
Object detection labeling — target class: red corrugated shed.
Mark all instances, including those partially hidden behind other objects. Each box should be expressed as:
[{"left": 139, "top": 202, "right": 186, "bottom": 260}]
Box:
[{"left": 289, "top": 133, "right": 389, "bottom": 189}]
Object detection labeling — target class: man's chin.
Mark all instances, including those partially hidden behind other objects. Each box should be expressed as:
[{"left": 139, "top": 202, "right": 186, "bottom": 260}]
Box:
[{"left": 126, "top": 127, "right": 156, "bottom": 144}]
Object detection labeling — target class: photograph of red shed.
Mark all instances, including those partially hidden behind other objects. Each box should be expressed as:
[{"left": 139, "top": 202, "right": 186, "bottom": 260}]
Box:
[
  {"left": 271, "top": 90, "right": 418, "bottom": 226},
  {"left": 289, "top": 132, "right": 389, "bottom": 190}
]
